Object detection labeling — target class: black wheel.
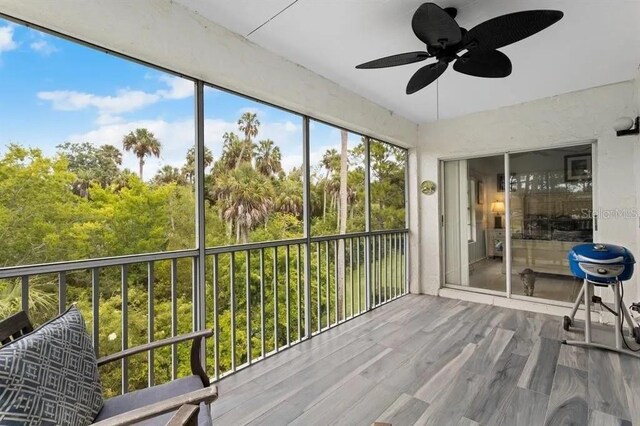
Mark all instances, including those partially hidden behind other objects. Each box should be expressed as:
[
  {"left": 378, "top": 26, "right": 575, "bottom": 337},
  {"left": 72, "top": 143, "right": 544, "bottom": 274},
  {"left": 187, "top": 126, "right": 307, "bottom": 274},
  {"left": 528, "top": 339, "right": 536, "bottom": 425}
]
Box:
[
  {"left": 633, "top": 326, "right": 640, "bottom": 344},
  {"left": 563, "top": 316, "right": 572, "bottom": 331}
]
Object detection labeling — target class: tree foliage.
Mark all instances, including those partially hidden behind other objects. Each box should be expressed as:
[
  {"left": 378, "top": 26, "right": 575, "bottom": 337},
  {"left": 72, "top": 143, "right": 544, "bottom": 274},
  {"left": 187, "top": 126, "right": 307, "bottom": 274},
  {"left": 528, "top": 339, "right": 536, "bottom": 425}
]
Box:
[{"left": 0, "top": 116, "right": 406, "bottom": 397}]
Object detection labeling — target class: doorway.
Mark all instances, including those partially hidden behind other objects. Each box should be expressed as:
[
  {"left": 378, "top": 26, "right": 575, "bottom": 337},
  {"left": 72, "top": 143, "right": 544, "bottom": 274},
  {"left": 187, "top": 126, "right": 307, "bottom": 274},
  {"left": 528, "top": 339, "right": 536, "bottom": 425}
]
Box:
[{"left": 442, "top": 144, "right": 594, "bottom": 303}]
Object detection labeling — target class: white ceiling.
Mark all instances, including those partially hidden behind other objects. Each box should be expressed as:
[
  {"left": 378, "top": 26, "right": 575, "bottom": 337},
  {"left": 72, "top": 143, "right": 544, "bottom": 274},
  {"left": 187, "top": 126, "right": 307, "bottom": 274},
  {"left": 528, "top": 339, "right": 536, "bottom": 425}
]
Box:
[{"left": 176, "top": 0, "right": 640, "bottom": 124}]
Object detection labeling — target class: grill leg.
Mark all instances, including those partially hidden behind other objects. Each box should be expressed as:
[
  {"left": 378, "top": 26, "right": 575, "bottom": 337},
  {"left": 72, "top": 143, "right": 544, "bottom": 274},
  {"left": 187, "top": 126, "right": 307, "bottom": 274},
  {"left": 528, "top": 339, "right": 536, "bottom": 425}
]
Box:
[
  {"left": 584, "top": 280, "right": 591, "bottom": 344},
  {"left": 569, "top": 283, "right": 585, "bottom": 322},
  {"left": 614, "top": 282, "right": 621, "bottom": 350}
]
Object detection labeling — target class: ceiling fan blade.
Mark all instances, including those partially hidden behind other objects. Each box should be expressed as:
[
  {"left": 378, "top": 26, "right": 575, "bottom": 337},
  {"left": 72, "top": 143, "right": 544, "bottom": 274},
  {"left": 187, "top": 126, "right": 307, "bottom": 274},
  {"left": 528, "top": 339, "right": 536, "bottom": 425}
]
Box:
[
  {"left": 356, "top": 51, "right": 429, "bottom": 69},
  {"left": 462, "top": 10, "right": 563, "bottom": 51},
  {"left": 412, "top": 3, "right": 462, "bottom": 48},
  {"left": 453, "top": 50, "right": 512, "bottom": 78},
  {"left": 406, "top": 61, "right": 448, "bottom": 94}
]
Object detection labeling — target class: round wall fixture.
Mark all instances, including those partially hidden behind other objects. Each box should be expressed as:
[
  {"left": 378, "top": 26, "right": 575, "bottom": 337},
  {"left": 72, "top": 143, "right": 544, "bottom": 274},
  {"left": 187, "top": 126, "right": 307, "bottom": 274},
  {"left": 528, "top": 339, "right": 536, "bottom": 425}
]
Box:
[{"left": 421, "top": 180, "right": 437, "bottom": 195}]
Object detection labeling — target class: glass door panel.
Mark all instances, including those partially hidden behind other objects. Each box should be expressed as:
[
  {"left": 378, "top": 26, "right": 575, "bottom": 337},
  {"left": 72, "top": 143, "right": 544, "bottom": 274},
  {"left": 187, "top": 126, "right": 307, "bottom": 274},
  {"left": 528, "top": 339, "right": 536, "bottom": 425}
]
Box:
[
  {"left": 443, "top": 155, "right": 505, "bottom": 292},
  {"left": 508, "top": 145, "right": 593, "bottom": 302}
]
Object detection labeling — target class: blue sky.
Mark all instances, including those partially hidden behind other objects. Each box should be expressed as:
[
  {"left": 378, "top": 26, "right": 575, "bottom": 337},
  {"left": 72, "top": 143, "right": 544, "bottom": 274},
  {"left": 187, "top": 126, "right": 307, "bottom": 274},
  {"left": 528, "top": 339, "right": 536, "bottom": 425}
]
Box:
[{"left": 0, "top": 18, "right": 363, "bottom": 178}]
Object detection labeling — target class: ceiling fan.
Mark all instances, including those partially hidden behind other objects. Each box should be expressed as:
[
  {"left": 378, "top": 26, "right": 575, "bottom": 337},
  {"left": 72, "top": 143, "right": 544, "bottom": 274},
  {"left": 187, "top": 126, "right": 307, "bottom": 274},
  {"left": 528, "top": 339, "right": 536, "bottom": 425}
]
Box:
[{"left": 356, "top": 3, "right": 563, "bottom": 94}]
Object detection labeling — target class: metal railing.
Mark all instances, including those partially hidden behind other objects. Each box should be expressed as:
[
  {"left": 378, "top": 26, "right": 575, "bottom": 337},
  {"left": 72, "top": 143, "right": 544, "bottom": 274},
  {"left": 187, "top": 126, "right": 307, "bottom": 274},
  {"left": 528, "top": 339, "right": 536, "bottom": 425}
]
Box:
[{"left": 0, "top": 229, "right": 408, "bottom": 393}]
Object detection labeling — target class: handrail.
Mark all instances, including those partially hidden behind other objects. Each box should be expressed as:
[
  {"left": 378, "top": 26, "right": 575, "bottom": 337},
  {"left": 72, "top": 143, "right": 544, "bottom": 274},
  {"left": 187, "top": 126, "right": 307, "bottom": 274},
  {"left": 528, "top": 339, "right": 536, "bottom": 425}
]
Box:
[{"left": 0, "top": 249, "right": 199, "bottom": 279}]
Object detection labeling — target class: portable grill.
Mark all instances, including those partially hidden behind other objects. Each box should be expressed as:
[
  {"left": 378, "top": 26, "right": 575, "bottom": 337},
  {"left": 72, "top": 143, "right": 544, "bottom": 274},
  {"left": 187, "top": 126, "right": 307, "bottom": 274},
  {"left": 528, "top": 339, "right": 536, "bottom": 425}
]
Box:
[{"left": 563, "top": 243, "right": 640, "bottom": 358}]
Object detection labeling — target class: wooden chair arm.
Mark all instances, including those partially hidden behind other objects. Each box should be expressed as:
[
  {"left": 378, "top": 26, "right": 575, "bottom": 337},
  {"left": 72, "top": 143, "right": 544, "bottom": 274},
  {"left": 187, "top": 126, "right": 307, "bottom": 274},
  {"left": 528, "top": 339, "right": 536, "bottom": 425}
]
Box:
[
  {"left": 91, "top": 385, "right": 218, "bottom": 426},
  {"left": 97, "top": 330, "right": 213, "bottom": 366},
  {"left": 97, "top": 329, "right": 213, "bottom": 386},
  {"left": 166, "top": 404, "right": 200, "bottom": 426}
]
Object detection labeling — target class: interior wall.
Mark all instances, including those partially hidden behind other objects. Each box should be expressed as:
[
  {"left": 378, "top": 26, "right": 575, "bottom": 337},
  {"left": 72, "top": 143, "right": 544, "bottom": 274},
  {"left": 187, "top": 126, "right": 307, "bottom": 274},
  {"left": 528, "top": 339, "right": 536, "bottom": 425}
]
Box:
[
  {"left": 0, "top": 0, "right": 418, "bottom": 148},
  {"left": 416, "top": 80, "right": 640, "bottom": 305}
]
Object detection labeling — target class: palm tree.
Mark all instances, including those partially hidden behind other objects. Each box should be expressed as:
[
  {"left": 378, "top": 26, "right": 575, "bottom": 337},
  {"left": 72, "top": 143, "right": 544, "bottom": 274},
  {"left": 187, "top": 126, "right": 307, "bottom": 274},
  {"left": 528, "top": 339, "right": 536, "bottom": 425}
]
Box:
[
  {"left": 321, "top": 148, "right": 340, "bottom": 220},
  {"left": 220, "top": 132, "right": 246, "bottom": 171},
  {"left": 255, "top": 139, "right": 282, "bottom": 177},
  {"left": 213, "top": 164, "right": 274, "bottom": 243},
  {"left": 236, "top": 112, "right": 260, "bottom": 168},
  {"left": 182, "top": 146, "right": 213, "bottom": 183},
  {"left": 153, "top": 165, "right": 185, "bottom": 185},
  {"left": 122, "top": 128, "right": 161, "bottom": 180},
  {"left": 275, "top": 176, "right": 303, "bottom": 217}
]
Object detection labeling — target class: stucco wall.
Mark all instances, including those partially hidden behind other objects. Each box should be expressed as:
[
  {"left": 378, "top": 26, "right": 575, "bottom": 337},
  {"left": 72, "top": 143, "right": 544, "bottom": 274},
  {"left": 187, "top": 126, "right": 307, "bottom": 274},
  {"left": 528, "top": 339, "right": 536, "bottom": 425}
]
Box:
[
  {"left": 414, "top": 80, "right": 640, "bottom": 307},
  {"left": 0, "top": 0, "right": 417, "bottom": 147}
]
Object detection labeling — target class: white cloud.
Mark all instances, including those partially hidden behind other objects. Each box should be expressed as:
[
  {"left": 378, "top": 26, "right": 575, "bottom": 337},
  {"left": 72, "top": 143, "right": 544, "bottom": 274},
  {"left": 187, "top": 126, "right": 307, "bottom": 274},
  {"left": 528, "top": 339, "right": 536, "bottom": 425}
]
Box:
[
  {"left": 157, "top": 75, "right": 194, "bottom": 100},
  {"left": 30, "top": 39, "right": 58, "bottom": 56},
  {"left": 38, "top": 89, "right": 161, "bottom": 115},
  {"left": 37, "top": 75, "right": 193, "bottom": 120},
  {"left": 0, "top": 26, "right": 18, "bottom": 54}
]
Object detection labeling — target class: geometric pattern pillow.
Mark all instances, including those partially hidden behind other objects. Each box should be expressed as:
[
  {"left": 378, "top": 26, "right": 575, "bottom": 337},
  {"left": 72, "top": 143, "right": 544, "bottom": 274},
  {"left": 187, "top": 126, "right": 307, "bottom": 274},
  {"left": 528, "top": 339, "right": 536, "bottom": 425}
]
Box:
[{"left": 0, "top": 306, "right": 103, "bottom": 425}]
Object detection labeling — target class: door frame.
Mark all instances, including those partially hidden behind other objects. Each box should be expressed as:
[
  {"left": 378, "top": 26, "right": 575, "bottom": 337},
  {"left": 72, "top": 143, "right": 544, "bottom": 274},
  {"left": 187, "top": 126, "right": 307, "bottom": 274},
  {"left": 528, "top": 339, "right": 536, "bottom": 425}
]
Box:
[{"left": 439, "top": 140, "right": 598, "bottom": 303}]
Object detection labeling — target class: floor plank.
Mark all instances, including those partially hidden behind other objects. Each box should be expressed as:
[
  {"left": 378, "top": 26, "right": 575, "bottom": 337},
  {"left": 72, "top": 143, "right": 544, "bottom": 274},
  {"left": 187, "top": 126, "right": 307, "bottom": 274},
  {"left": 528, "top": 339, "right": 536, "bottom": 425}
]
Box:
[
  {"left": 588, "top": 350, "right": 631, "bottom": 421},
  {"left": 375, "top": 393, "right": 429, "bottom": 426},
  {"left": 544, "top": 365, "right": 589, "bottom": 426},
  {"left": 208, "top": 294, "right": 638, "bottom": 426},
  {"left": 588, "top": 410, "right": 633, "bottom": 426},
  {"left": 464, "top": 351, "right": 528, "bottom": 424},
  {"left": 492, "top": 387, "right": 549, "bottom": 426},
  {"left": 518, "top": 337, "right": 561, "bottom": 395}
]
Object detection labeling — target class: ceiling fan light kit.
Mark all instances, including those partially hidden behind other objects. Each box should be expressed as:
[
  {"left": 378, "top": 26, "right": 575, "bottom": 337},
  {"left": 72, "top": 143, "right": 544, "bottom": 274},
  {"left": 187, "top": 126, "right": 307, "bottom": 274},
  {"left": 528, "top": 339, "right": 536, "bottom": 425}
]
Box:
[{"left": 356, "top": 3, "right": 563, "bottom": 94}]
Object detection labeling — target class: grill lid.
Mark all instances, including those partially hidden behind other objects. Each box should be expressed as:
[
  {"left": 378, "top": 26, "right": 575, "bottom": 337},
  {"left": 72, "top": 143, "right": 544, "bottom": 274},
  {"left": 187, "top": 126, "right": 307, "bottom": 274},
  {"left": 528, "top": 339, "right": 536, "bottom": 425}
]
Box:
[{"left": 568, "top": 243, "right": 635, "bottom": 265}]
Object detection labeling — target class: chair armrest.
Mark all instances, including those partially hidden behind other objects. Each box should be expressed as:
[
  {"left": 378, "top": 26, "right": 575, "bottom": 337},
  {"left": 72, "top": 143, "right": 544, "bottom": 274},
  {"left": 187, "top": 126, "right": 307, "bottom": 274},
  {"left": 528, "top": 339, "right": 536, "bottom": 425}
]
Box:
[
  {"left": 166, "top": 404, "right": 200, "bottom": 426},
  {"left": 98, "top": 329, "right": 213, "bottom": 386},
  {"left": 97, "top": 329, "right": 213, "bottom": 366},
  {"left": 91, "top": 385, "right": 218, "bottom": 426}
]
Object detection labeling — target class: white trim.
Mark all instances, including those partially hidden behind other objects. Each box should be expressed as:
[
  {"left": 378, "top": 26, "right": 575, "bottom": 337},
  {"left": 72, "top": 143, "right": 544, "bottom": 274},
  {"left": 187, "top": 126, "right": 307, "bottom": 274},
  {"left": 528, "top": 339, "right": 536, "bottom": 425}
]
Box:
[
  {"left": 438, "top": 287, "right": 592, "bottom": 321},
  {"left": 437, "top": 139, "right": 598, "bottom": 162}
]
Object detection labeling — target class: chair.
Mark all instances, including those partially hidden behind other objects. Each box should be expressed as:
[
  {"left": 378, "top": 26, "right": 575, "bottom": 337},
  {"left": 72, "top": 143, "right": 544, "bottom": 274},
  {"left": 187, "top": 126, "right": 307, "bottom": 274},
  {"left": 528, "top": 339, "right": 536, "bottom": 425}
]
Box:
[{"left": 0, "top": 311, "right": 218, "bottom": 426}]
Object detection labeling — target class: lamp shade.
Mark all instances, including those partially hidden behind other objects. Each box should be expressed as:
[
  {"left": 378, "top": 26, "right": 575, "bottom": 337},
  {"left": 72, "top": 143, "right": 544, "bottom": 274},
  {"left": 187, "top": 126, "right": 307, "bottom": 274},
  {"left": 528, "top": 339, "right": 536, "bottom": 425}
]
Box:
[{"left": 491, "top": 201, "right": 505, "bottom": 214}]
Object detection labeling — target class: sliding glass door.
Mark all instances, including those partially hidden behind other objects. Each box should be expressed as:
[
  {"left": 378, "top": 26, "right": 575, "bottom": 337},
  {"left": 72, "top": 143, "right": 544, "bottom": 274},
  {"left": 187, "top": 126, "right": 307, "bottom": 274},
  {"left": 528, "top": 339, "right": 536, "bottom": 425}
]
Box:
[
  {"left": 509, "top": 145, "right": 593, "bottom": 302},
  {"left": 443, "top": 155, "right": 505, "bottom": 292},
  {"left": 442, "top": 144, "right": 593, "bottom": 303}
]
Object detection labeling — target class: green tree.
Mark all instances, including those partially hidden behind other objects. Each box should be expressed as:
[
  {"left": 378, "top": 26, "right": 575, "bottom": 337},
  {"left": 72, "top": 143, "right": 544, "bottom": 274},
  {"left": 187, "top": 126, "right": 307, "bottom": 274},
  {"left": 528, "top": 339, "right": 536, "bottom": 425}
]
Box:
[
  {"left": 153, "top": 165, "right": 185, "bottom": 185},
  {"left": 57, "top": 142, "right": 123, "bottom": 196},
  {"left": 213, "top": 164, "right": 274, "bottom": 243},
  {"left": 236, "top": 112, "right": 260, "bottom": 169},
  {"left": 255, "top": 139, "right": 282, "bottom": 178},
  {"left": 182, "top": 146, "right": 213, "bottom": 183},
  {"left": 122, "top": 128, "right": 161, "bottom": 180}
]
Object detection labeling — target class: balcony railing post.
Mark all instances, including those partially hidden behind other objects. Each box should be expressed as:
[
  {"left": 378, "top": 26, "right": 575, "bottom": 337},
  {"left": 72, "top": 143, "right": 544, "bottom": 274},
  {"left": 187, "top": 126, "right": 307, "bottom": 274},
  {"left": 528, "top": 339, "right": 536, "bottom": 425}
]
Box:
[
  {"left": 302, "top": 116, "right": 312, "bottom": 338},
  {"left": 58, "top": 272, "right": 66, "bottom": 314},
  {"left": 91, "top": 268, "right": 99, "bottom": 357},
  {"left": 147, "top": 262, "right": 155, "bottom": 388},
  {"left": 194, "top": 80, "right": 206, "bottom": 338},
  {"left": 364, "top": 137, "right": 372, "bottom": 311},
  {"left": 21, "top": 276, "right": 29, "bottom": 315},
  {"left": 121, "top": 265, "right": 129, "bottom": 394}
]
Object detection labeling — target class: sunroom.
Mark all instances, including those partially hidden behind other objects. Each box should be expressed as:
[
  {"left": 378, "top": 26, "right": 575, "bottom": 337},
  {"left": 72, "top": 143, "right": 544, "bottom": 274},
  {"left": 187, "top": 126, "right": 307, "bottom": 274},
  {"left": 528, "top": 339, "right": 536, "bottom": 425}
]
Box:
[{"left": 0, "top": 0, "right": 639, "bottom": 425}]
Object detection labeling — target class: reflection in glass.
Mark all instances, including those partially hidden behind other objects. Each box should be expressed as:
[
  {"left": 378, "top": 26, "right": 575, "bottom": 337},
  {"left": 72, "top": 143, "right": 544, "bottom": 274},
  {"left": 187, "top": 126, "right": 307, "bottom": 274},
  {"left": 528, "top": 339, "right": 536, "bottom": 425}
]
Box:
[{"left": 509, "top": 145, "right": 592, "bottom": 302}]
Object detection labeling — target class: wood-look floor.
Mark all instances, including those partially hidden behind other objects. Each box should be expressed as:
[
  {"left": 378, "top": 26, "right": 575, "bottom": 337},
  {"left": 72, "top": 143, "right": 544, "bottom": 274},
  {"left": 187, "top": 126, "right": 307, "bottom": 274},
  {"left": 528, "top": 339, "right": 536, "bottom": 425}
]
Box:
[{"left": 210, "top": 294, "right": 640, "bottom": 425}]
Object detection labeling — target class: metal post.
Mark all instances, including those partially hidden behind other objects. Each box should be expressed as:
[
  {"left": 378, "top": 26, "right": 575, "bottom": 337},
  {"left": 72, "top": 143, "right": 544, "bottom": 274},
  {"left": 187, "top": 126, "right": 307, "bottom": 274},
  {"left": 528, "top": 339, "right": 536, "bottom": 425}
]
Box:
[
  {"left": 121, "top": 265, "right": 129, "bottom": 394},
  {"left": 91, "top": 268, "right": 99, "bottom": 357},
  {"left": 584, "top": 280, "right": 591, "bottom": 344},
  {"left": 212, "top": 255, "right": 220, "bottom": 379},
  {"left": 246, "top": 251, "right": 252, "bottom": 364},
  {"left": 614, "top": 282, "right": 621, "bottom": 350},
  {"left": 302, "top": 116, "right": 312, "bottom": 338},
  {"left": 58, "top": 272, "right": 66, "bottom": 314},
  {"left": 504, "top": 152, "right": 512, "bottom": 298},
  {"left": 194, "top": 81, "right": 206, "bottom": 334},
  {"left": 147, "top": 262, "right": 155, "bottom": 387},
  {"left": 170, "top": 259, "right": 178, "bottom": 380},
  {"left": 21, "top": 276, "right": 29, "bottom": 315},
  {"left": 364, "top": 137, "right": 372, "bottom": 310}
]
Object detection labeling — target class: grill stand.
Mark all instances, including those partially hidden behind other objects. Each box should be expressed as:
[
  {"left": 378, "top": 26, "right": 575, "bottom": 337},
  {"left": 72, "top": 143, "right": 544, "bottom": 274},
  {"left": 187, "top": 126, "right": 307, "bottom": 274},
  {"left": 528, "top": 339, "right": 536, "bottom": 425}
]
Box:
[{"left": 562, "top": 279, "right": 640, "bottom": 359}]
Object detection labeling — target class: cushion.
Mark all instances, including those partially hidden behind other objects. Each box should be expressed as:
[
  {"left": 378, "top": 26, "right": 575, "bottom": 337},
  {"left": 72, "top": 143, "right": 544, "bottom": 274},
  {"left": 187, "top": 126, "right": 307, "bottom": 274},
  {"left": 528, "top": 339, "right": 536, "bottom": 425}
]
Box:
[
  {"left": 0, "top": 306, "right": 103, "bottom": 425},
  {"left": 94, "top": 375, "right": 211, "bottom": 425}
]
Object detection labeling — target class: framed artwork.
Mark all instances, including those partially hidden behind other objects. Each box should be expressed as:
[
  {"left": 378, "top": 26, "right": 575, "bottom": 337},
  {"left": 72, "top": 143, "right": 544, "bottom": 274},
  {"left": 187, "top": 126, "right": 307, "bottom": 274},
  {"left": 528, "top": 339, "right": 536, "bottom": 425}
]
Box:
[
  {"left": 564, "top": 154, "right": 592, "bottom": 182},
  {"left": 497, "top": 173, "right": 516, "bottom": 192},
  {"left": 477, "top": 181, "right": 484, "bottom": 204}
]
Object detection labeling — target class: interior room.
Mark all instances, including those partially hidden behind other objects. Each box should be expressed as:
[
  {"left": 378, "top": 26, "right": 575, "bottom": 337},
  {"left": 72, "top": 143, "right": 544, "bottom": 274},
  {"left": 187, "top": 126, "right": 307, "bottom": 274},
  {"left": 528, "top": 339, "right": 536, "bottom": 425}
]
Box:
[{"left": 0, "top": 1, "right": 639, "bottom": 425}]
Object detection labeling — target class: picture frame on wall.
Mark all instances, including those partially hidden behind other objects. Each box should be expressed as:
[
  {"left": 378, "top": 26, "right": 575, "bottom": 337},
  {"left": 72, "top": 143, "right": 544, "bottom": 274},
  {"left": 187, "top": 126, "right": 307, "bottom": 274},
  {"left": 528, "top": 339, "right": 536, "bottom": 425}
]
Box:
[
  {"left": 564, "top": 154, "right": 592, "bottom": 182},
  {"left": 477, "top": 181, "right": 484, "bottom": 204},
  {"left": 497, "top": 173, "right": 516, "bottom": 192}
]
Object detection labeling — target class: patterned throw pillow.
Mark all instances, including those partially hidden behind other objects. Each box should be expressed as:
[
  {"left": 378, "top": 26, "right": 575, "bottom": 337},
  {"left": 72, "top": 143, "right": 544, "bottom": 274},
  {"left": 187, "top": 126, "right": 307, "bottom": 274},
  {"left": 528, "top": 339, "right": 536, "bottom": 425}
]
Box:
[{"left": 0, "top": 306, "right": 103, "bottom": 425}]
